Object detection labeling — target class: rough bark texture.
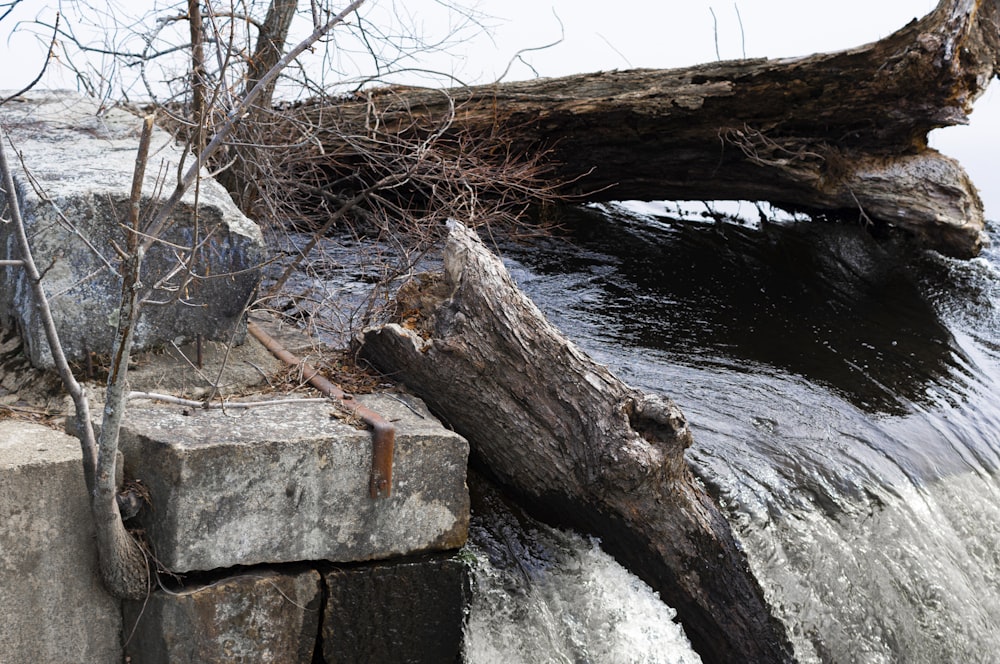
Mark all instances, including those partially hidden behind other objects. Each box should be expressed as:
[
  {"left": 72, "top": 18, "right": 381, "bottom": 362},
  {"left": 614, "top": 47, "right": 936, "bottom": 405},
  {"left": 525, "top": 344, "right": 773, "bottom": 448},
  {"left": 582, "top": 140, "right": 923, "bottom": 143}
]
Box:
[
  {"left": 246, "top": 0, "right": 298, "bottom": 107},
  {"left": 216, "top": 0, "right": 299, "bottom": 210},
  {"left": 360, "top": 222, "right": 793, "bottom": 664},
  {"left": 296, "top": 0, "right": 998, "bottom": 257},
  {"left": 91, "top": 253, "right": 150, "bottom": 602}
]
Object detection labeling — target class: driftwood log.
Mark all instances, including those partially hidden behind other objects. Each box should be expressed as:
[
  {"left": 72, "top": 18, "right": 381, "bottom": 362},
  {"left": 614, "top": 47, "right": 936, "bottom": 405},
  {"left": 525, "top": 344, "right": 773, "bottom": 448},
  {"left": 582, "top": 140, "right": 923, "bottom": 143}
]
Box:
[
  {"left": 289, "top": 0, "right": 998, "bottom": 257},
  {"left": 360, "top": 222, "right": 794, "bottom": 664}
]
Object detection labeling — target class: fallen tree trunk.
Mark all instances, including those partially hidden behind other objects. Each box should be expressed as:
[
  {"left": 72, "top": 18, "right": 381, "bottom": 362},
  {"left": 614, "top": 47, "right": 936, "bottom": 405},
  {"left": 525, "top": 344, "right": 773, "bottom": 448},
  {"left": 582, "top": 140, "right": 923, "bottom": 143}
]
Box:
[
  {"left": 284, "top": 0, "right": 998, "bottom": 257},
  {"left": 359, "top": 222, "right": 794, "bottom": 664}
]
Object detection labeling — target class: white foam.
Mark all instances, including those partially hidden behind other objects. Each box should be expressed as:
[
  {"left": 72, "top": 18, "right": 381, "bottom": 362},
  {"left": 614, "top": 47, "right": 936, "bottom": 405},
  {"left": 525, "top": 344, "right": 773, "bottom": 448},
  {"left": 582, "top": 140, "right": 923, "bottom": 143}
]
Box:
[{"left": 463, "top": 529, "right": 703, "bottom": 664}]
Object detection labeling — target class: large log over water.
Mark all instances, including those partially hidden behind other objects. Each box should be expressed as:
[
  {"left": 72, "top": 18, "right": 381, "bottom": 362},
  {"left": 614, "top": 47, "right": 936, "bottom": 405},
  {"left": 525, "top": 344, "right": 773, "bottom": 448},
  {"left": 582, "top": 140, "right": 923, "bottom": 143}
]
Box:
[
  {"left": 360, "top": 222, "right": 794, "bottom": 664},
  {"left": 293, "top": 0, "right": 998, "bottom": 257}
]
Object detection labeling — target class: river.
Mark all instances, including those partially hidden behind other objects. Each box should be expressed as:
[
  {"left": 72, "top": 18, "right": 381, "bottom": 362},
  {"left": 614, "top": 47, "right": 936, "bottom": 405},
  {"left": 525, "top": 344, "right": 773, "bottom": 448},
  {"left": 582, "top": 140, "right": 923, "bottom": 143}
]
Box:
[
  {"left": 461, "top": 204, "right": 1000, "bottom": 663},
  {"left": 269, "top": 203, "right": 1000, "bottom": 662}
]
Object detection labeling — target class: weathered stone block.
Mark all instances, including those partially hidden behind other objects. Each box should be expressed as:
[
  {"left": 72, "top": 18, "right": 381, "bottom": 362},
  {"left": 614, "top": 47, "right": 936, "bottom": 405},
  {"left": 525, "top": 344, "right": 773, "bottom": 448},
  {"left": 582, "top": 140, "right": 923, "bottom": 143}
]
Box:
[
  {"left": 0, "top": 91, "right": 264, "bottom": 368},
  {"left": 323, "top": 554, "right": 469, "bottom": 664},
  {"left": 123, "top": 567, "right": 321, "bottom": 664},
  {"left": 0, "top": 420, "right": 122, "bottom": 663},
  {"left": 119, "top": 393, "right": 469, "bottom": 572}
]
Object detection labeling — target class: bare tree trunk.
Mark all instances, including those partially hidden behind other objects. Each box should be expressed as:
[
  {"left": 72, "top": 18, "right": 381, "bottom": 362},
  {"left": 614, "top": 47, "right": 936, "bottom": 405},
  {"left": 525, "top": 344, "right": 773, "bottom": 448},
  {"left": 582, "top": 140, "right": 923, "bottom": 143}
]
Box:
[
  {"left": 290, "top": 0, "right": 999, "bottom": 257},
  {"left": 217, "top": 0, "right": 299, "bottom": 211},
  {"left": 246, "top": 0, "right": 298, "bottom": 109},
  {"left": 90, "top": 115, "right": 158, "bottom": 600},
  {"left": 359, "top": 222, "right": 794, "bottom": 664}
]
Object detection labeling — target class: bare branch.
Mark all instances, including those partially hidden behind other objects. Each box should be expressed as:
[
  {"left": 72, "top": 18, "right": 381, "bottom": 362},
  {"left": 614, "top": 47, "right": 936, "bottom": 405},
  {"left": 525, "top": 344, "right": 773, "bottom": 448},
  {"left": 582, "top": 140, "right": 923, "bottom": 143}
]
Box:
[
  {"left": 0, "top": 130, "right": 99, "bottom": 488},
  {"left": 0, "top": 12, "right": 61, "bottom": 106},
  {"left": 141, "top": 0, "right": 369, "bottom": 250},
  {"left": 496, "top": 9, "right": 565, "bottom": 82},
  {"left": 710, "top": 7, "right": 721, "bottom": 61},
  {"left": 187, "top": 0, "right": 206, "bottom": 128},
  {"left": 128, "top": 391, "right": 330, "bottom": 409},
  {"left": 90, "top": 114, "right": 156, "bottom": 600},
  {"left": 0, "top": 0, "right": 23, "bottom": 24}
]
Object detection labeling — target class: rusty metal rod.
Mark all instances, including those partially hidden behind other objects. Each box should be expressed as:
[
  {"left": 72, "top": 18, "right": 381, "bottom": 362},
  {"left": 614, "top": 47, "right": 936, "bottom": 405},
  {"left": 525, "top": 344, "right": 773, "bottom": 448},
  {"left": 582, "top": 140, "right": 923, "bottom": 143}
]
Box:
[{"left": 247, "top": 320, "right": 395, "bottom": 498}]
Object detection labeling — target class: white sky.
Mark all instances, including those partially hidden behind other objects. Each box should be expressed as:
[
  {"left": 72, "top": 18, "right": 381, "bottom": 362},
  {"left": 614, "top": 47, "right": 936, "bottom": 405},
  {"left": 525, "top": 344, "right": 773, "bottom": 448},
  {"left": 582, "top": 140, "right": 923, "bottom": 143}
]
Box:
[{"left": 0, "top": 0, "right": 996, "bottom": 216}]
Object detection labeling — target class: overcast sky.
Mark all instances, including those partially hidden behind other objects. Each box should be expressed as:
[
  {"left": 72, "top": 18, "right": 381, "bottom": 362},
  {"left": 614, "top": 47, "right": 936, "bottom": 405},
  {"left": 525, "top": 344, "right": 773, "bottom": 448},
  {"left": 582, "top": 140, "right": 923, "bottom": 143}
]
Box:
[{"left": 1, "top": 0, "right": 995, "bottom": 216}]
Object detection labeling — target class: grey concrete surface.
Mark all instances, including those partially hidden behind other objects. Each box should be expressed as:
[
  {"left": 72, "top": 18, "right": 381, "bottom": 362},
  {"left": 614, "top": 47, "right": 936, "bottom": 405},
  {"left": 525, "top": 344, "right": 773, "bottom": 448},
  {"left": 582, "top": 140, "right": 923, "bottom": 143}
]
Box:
[
  {"left": 119, "top": 393, "right": 470, "bottom": 573},
  {"left": 0, "top": 420, "right": 122, "bottom": 664},
  {"left": 0, "top": 91, "right": 264, "bottom": 368},
  {"left": 123, "top": 568, "right": 322, "bottom": 664}
]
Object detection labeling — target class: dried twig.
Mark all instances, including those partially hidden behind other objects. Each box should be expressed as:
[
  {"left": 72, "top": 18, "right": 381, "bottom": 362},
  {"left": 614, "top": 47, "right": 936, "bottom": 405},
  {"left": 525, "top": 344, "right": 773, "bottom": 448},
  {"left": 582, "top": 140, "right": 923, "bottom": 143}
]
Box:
[
  {"left": 127, "top": 391, "right": 329, "bottom": 409},
  {"left": 0, "top": 132, "right": 100, "bottom": 484}
]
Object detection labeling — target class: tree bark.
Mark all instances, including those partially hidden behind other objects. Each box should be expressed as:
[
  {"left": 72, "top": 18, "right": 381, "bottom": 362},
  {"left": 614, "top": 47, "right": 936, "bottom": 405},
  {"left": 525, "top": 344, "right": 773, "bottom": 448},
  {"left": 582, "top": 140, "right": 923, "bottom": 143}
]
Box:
[
  {"left": 359, "top": 222, "right": 794, "bottom": 664},
  {"left": 246, "top": 0, "right": 298, "bottom": 109},
  {"left": 215, "top": 0, "right": 299, "bottom": 210},
  {"left": 91, "top": 115, "right": 158, "bottom": 601},
  {"left": 292, "top": 0, "right": 998, "bottom": 257}
]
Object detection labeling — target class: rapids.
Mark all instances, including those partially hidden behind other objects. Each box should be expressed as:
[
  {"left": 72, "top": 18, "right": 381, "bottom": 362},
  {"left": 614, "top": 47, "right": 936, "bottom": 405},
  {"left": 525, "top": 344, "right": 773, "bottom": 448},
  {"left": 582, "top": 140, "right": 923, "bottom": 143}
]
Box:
[
  {"left": 267, "top": 204, "right": 1000, "bottom": 662},
  {"left": 470, "top": 205, "right": 1000, "bottom": 663}
]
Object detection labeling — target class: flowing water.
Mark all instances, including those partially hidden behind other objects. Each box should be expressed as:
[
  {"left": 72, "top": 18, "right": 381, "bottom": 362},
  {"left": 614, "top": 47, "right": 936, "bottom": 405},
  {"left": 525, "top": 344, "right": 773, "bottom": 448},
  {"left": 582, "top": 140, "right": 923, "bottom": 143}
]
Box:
[
  {"left": 271, "top": 204, "right": 1000, "bottom": 662},
  {"left": 462, "top": 481, "right": 704, "bottom": 664},
  {"left": 464, "top": 205, "right": 1000, "bottom": 663}
]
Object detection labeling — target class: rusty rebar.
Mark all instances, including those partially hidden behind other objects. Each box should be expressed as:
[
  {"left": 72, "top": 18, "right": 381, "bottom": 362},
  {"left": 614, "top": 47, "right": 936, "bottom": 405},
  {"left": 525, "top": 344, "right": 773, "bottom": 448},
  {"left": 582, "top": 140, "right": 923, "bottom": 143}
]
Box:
[{"left": 247, "top": 320, "right": 395, "bottom": 498}]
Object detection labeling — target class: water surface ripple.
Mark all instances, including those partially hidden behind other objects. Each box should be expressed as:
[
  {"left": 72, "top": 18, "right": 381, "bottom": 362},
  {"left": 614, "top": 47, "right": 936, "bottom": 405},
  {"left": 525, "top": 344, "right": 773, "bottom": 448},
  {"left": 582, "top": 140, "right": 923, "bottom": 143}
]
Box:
[{"left": 497, "top": 207, "right": 1000, "bottom": 662}]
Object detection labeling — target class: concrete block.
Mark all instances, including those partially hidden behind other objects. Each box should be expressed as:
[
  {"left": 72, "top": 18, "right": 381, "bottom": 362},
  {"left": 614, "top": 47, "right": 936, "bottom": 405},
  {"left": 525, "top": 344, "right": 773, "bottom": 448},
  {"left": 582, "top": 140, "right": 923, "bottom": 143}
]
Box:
[
  {"left": 123, "top": 567, "right": 321, "bottom": 664},
  {"left": 322, "top": 554, "right": 470, "bottom": 664},
  {"left": 0, "top": 91, "right": 264, "bottom": 368},
  {"left": 119, "top": 393, "right": 469, "bottom": 572},
  {"left": 0, "top": 420, "right": 122, "bottom": 663}
]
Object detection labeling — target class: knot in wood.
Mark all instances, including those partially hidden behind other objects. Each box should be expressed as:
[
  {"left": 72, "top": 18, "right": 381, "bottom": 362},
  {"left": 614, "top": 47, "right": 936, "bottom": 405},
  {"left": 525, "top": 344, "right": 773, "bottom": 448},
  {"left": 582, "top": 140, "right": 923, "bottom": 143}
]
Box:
[{"left": 625, "top": 393, "right": 693, "bottom": 451}]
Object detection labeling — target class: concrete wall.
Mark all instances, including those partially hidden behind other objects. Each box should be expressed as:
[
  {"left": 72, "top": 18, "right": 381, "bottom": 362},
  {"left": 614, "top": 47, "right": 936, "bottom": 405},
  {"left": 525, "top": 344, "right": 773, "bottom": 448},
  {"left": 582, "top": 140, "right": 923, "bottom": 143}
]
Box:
[
  {"left": 0, "top": 416, "right": 472, "bottom": 664},
  {"left": 123, "top": 568, "right": 323, "bottom": 664},
  {"left": 119, "top": 394, "right": 470, "bottom": 573},
  {"left": 0, "top": 420, "right": 123, "bottom": 663}
]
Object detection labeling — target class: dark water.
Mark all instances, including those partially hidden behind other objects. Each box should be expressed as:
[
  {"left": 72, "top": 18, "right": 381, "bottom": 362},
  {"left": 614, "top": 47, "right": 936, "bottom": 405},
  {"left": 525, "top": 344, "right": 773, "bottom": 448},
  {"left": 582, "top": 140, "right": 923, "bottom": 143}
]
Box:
[
  {"left": 490, "top": 205, "right": 1000, "bottom": 663},
  {"left": 270, "top": 205, "right": 1000, "bottom": 662}
]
